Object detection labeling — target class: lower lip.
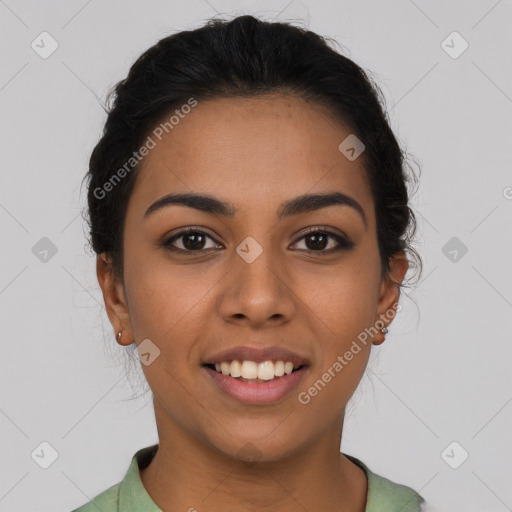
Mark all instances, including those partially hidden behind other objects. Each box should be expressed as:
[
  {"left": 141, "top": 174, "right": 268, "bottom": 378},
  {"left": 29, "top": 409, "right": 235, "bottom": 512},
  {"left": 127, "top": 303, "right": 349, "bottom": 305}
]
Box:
[{"left": 202, "top": 365, "right": 308, "bottom": 405}]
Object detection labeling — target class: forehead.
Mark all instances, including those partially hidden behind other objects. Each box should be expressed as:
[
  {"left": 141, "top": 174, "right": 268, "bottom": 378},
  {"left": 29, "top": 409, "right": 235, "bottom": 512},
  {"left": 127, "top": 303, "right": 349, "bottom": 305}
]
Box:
[{"left": 128, "top": 94, "right": 374, "bottom": 222}]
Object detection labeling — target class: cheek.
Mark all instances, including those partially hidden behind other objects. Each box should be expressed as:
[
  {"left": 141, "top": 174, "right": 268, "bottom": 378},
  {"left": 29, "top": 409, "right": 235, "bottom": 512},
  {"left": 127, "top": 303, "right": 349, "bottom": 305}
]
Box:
[
  {"left": 295, "top": 251, "right": 380, "bottom": 383},
  {"left": 123, "top": 250, "right": 203, "bottom": 351},
  {"left": 300, "top": 259, "right": 380, "bottom": 334},
  {"left": 307, "top": 285, "right": 373, "bottom": 383},
  {"left": 125, "top": 244, "right": 201, "bottom": 322},
  {"left": 124, "top": 262, "right": 212, "bottom": 404}
]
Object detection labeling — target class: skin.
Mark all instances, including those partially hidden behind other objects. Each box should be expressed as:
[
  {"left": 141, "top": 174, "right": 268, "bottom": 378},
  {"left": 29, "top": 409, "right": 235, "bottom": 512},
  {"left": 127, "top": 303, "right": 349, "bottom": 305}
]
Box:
[{"left": 97, "top": 94, "right": 408, "bottom": 512}]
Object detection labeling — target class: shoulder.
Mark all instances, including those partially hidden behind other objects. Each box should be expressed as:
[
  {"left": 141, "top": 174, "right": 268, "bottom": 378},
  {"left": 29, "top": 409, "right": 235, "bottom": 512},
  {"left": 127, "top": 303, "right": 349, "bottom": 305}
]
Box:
[
  {"left": 69, "top": 444, "right": 159, "bottom": 512},
  {"left": 70, "top": 482, "right": 121, "bottom": 512},
  {"left": 366, "top": 470, "right": 425, "bottom": 511},
  {"left": 344, "top": 453, "right": 426, "bottom": 512}
]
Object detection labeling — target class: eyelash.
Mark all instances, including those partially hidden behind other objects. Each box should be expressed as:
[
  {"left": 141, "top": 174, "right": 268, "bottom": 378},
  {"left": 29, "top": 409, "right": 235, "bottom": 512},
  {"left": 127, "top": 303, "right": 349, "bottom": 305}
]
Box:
[{"left": 161, "top": 226, "right": 354, "bottom": 254}]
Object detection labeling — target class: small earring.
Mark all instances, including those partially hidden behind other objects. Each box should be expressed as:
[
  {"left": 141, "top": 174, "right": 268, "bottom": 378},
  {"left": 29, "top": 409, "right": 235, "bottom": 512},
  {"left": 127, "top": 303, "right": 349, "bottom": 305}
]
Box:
[
  {"left": 117, "top": 330, "right": 123, "bottom": 341},
  {"left": 381, "top": 327, "right": 388, "bottom": 334}
]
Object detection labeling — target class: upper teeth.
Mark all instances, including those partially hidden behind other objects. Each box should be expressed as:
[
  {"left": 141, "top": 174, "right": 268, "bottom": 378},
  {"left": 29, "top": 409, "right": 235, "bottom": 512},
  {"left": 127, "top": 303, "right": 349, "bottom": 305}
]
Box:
[{"left": 213, "top": 360, "right": 299, "bottom": 380}]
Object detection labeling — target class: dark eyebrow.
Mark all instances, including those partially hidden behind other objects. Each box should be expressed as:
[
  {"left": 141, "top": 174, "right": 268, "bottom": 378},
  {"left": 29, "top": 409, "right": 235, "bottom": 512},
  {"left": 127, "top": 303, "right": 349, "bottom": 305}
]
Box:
[
  {"left": 278, "top": 192, "right": 367, "bottom": 229},
  {"left": 144, "top": 191, "right": 367, "bottom": 229}
]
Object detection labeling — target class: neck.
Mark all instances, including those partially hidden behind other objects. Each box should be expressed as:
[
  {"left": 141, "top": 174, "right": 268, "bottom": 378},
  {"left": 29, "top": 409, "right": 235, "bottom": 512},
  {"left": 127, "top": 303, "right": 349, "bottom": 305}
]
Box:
[{"left": 139, "top": 402, "right": 367, "bottom": 512}]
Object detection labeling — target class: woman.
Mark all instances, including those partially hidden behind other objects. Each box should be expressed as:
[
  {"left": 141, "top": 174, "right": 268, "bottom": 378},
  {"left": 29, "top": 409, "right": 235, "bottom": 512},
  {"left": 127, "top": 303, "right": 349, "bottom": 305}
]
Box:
[{"left": 73, "top": 14, "right": 426, "bottom": 512}]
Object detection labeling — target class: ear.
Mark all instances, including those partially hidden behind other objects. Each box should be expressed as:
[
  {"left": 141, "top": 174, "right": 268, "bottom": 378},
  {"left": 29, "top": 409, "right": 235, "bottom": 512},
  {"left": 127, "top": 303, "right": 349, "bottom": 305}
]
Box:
[
  {"left": 96, "top": 253, "right": 133, "bottom": 346},
  {"left": 373, "top": 251, "right": 409, "bottom": 345}
]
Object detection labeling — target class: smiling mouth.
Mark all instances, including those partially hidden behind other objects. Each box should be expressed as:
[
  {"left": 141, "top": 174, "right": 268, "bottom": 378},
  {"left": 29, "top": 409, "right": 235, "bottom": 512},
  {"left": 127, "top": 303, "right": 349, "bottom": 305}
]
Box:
[
  {"left": 202, "top": 362, "right": 307, "bottom": 383},
  {"left": 201, "top": 360, "right": 310, "bottom": 404}
]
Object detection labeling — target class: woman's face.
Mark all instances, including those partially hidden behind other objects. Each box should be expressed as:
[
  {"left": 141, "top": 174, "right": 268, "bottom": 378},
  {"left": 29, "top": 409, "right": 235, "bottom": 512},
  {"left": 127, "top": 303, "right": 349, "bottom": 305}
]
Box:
[{"left": 99, "top": 94, "right": 407, "bottom": 461}]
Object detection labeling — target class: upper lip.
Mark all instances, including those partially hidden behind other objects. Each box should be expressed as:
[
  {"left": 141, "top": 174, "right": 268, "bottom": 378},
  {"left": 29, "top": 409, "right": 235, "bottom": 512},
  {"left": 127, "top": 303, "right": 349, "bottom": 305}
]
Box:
[{"left": 202, "top": 345, "right": 311, "bottom": 367}]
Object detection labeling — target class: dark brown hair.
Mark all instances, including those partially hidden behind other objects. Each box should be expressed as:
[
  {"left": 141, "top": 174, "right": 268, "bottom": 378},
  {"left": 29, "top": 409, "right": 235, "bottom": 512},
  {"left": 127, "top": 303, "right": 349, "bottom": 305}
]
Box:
[{"left": 82, "top": 14, "right": 422, "bottom": 291}]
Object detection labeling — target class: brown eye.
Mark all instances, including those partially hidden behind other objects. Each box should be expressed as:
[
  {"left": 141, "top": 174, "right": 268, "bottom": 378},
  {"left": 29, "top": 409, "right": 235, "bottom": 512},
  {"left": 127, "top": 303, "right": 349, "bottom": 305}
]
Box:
[
  {"left": 292, "top": 229, "right": 354, "bottom": 253},
  {"left": 304, "top": 232, "right": 329, "bottom": 251},
  {"left": 162, "top": 229, "right": 221, "bottom": 253}
]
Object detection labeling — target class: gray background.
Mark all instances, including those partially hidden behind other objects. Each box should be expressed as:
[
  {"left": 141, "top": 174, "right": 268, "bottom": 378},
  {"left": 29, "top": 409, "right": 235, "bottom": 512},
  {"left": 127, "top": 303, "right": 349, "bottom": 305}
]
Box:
[{"left": 1, "top": 1, "right": 511, "bottom": 511}]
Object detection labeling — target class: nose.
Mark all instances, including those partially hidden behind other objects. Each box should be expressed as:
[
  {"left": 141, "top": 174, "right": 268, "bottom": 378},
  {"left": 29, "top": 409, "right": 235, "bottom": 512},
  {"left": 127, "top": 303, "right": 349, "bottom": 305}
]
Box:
[{"left": 218, "top": 244, "right": 296, "bottom": 327}]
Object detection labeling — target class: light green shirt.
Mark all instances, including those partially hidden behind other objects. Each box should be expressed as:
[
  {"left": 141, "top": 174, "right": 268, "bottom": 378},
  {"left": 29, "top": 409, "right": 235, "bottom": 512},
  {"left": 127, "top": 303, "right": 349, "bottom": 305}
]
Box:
[{"left": 71, "top": 444, "right": 425, "bottom": 512}]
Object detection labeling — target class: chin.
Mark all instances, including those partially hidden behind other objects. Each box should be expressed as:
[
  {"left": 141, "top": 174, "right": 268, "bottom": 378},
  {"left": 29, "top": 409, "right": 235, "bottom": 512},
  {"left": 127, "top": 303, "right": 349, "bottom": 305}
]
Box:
[{"left": 209, "top": 433, "right": 305, "bottom": 465}]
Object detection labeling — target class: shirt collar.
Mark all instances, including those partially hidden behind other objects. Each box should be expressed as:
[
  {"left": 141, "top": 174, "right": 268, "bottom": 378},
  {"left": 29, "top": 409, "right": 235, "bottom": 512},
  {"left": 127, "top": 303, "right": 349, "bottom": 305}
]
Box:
[
  {"left": 118, "top": 444, "right": 161, "bottom": 511},
  {"left": 345, "top": 453, "right": 425, "bottom": 512}
]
